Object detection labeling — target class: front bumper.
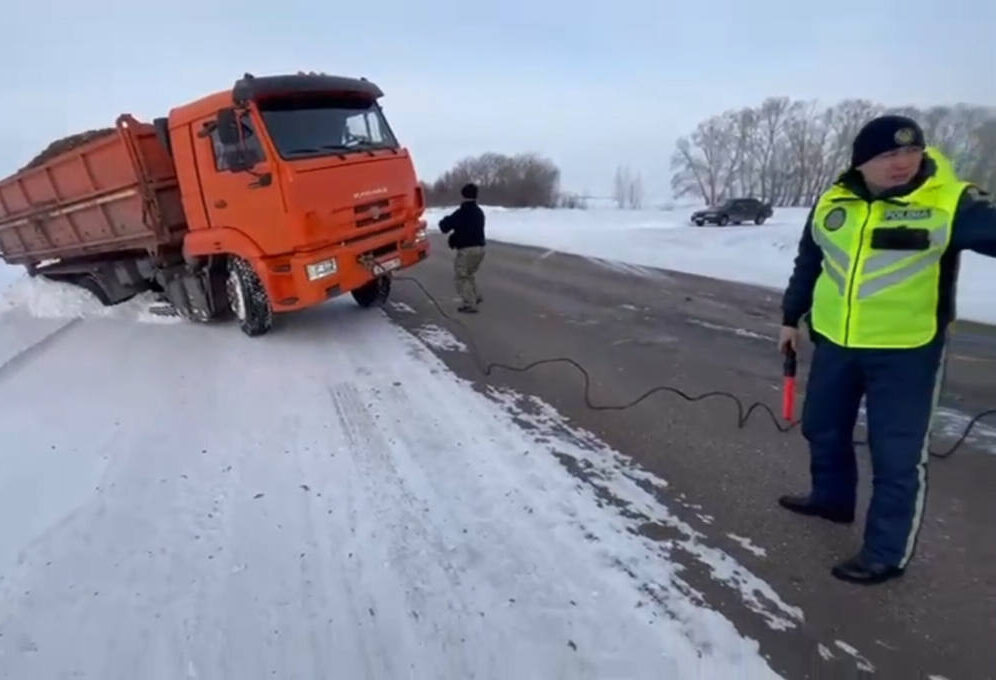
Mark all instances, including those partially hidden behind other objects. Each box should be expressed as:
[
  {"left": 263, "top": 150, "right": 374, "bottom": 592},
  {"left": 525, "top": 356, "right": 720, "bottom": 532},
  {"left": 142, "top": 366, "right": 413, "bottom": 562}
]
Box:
[{"left": 256, "top": 222, "right": 429, "bottom": 312}]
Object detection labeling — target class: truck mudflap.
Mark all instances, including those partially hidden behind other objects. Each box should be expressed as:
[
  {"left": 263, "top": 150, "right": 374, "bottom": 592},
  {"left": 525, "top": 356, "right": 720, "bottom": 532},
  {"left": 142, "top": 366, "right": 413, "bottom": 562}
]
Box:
[{"left": 156, "top": 262, "right": 228, "bottom": 322}]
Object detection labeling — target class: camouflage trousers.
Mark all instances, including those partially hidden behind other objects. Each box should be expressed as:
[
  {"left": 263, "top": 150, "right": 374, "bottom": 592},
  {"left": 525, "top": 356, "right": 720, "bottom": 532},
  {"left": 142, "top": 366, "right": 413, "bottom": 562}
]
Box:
[{"left": 454, "top": 246, "right": 485, "bottom": 309}]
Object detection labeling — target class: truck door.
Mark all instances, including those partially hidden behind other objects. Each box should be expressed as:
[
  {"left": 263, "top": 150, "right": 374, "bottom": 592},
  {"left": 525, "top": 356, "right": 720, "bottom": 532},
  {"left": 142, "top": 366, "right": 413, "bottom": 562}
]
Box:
[{"left": 192, "top": 110, "right": 287, "bottom": 255}]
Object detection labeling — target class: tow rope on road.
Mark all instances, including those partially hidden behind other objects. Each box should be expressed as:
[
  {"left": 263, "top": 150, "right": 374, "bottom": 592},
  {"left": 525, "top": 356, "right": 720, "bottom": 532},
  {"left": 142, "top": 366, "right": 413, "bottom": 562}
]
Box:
[{"left": 390, "top": 274, "right": 994, "bottom": 460}]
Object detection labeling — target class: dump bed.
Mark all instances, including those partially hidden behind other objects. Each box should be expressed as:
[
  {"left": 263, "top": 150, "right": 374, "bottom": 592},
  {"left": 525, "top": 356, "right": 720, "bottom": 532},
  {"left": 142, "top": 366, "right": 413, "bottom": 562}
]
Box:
[{"left": 0, "top": 116, "right": 186, "bottom": 266}]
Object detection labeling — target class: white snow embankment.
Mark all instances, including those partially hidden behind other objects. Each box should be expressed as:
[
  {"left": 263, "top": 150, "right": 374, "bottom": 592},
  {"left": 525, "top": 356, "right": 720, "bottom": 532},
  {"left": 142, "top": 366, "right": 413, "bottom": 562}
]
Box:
[{"left": 0, "top": 271, "right": 180, "bottom": 325}]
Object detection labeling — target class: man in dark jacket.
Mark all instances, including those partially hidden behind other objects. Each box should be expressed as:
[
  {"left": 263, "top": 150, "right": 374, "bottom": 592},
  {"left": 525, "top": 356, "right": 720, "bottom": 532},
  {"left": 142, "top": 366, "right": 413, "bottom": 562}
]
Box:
[
  {"left": 439, "top": 183, "right": 486, "bottom": 313},
  {"left": 779, "top": 115, "right": 996, "bottom": 584}
]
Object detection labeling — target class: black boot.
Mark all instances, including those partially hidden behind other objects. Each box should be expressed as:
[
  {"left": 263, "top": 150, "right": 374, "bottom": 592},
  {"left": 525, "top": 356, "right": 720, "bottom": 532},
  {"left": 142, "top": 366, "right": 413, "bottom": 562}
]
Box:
[
  {"left": 778, "top": 495, "right": 854, "bottom": 524},
  {"left": 831, "top": 554, "right": 904, "bottom": 585}
]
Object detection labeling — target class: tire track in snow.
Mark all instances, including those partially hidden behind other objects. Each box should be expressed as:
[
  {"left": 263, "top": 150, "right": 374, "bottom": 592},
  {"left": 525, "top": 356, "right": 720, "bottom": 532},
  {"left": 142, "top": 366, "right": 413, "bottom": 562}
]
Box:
[{"left": 329, "top": 381, "right": 480, "bottom": 679}]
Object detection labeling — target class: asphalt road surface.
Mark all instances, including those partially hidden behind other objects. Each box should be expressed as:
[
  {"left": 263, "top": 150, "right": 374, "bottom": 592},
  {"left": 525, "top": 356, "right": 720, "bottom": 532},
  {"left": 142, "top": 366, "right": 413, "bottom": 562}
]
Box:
[{"left": 386, "top": 234, "right": 996, "bottom": 679}]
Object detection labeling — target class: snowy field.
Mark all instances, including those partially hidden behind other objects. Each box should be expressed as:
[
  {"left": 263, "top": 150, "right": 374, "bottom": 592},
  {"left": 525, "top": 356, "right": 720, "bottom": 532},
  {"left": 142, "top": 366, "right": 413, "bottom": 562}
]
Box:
[{"left": 425, "top": 206, "right": 995, "bottom": 326}]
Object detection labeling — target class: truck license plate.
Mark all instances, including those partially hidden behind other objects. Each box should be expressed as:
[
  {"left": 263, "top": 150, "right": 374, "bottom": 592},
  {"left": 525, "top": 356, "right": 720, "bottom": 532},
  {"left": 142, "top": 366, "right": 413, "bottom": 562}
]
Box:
[{"left": 372, "top": 257, "right": 401, "bottom": 275}]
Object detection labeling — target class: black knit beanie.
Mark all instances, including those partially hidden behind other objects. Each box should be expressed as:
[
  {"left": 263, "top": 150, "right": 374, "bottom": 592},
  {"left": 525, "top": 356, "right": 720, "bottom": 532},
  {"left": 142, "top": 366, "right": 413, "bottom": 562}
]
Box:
[
  {"left": 851, "top": 115, "right": 925, "bottom": 168},
  {"left": 461, "top": 183, "right": 479, "bottom": 200}
]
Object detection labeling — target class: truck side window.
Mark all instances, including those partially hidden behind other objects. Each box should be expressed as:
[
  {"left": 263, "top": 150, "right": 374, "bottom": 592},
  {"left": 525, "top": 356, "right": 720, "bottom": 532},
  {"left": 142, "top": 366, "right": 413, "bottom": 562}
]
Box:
[{"left": 210, "top": 116, "right": 265, "bottom": 171}]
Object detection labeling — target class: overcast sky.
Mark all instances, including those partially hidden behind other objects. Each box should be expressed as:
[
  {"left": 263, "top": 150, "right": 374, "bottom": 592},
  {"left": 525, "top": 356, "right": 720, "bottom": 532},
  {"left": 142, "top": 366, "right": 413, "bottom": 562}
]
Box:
[{"left": 2, "top": 0, "right": 994, "bottom": 197}]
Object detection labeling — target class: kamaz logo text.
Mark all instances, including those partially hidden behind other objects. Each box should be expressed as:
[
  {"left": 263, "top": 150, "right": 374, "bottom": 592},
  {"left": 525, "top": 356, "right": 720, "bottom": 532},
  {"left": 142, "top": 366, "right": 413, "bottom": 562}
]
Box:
[{"left": 353, "top": 187, "right": 389, "bottom": 200}]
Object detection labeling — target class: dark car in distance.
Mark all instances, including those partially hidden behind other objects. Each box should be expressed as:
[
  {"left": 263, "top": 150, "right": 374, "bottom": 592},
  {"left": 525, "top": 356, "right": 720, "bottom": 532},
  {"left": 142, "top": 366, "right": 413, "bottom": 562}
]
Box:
[{"left": 691, "top": 198, "right": 773, "bottom": 226}]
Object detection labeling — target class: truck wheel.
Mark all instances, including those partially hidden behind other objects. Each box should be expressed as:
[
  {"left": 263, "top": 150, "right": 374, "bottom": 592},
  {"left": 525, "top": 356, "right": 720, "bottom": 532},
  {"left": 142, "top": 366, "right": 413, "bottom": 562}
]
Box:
[
  {"left": 755, "top": 214, "right": 767, "bottom": 225},
  {"left": 694, "top": 219, "right": 705, "bottom": 226},
  {"left": 227, "top": 258, "right": 272, "bottom": 336},
  {"left": 717, "top": 215, "right": 730, "bottom": 226},
  {"left": 77, "top": 274, "right": 113, "bottom": 305},
  {"left": 352, "top": 276, "right": 391, "bottom": 308}
]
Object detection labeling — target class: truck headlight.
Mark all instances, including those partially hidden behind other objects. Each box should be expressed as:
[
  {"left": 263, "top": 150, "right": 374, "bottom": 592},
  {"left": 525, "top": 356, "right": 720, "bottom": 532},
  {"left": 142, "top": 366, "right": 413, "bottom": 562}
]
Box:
[
  {"left": 415, "top": 228, "right": 427, "bottom": 243},
  {"left": 306, "top": 258, "right": 338, "bottom": 281}
]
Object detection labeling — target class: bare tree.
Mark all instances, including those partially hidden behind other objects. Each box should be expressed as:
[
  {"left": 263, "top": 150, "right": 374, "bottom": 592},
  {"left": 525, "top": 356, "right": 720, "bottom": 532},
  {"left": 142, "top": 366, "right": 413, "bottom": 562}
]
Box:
[
  {"left": 670, "top": 115, "right": 736, "bottom": 205},
  {"left": 898, "top": 104, "right": 996, "bottom": 183},
  {"left": 731, "top": 108, "right": 758, "bottom": 198},
  {"left": 746, "top": 97, "right": 789, "bottom": 204},
  {"left": 671, "top": 137, "right": 711, "bottom": 203},
  {"left": 784, "top": 101, "right": 836, "bottom": 206},
  {"left": 613, "top": 166, "right": 628, "bottom": 208},
  {"left": 628, "top": 171, "right": 644, "bottom": 209},
  {"left": 966, "top": 117, "right": 996, "bottom": 191},
  {"left": 672, "top": 98, "right": 995, "bottom": 207},
  {"left": 613, "top": 166, "right": 644, "bottom": 209}
]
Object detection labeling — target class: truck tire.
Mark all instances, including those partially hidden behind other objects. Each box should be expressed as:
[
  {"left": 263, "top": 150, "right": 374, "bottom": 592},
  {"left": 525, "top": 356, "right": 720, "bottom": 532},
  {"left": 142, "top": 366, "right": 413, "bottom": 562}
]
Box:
[
  {"left": 77, "top": 274, "right": 113, "bottom": 305},
  {"left": 755, "top": 214, "right": 767, "bottom": 225},
  {"left": 352, "top": 276, "right": 391, "bottom": 308},
  {"left": 694, "top": 219, "right": 705, "bottom": 226},
  {"left": 717, "top": 215, "right": 730, "bottom": 226},
  {"left": 226, "top": 257, "right": 272, "bottom": 336}
]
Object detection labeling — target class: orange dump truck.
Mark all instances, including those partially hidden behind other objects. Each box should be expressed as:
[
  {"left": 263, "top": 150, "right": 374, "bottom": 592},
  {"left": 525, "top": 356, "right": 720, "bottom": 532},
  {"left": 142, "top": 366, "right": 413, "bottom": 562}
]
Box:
[{"left": 0, "top": 73, "right": 429, "bottom": 335}]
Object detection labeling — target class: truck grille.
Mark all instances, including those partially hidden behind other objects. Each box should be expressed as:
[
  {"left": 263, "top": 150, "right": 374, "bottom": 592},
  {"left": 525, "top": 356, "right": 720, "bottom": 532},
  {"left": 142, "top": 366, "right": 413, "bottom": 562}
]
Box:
[
  {"left": 354, "top": 199, "right": 391, "bottom": 229},
  {"left": 363, "top": 243, "right": 397, "bottom": 260}
]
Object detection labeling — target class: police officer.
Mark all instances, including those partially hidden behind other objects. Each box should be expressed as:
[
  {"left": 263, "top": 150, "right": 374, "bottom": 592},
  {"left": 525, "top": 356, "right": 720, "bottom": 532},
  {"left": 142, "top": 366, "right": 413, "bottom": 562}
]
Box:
[
  {"left": 439, "top": 183, "right": 487, "bottom": 313},
  {"left": 779, "top": 115, "right": 996, "bottom": 584}
]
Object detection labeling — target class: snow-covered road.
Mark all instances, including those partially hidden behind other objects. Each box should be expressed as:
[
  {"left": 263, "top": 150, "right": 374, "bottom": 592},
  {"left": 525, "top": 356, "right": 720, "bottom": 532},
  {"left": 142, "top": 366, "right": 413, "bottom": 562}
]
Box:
[{"left": 0, "top": 294, "right": 788, "bottom": 679}]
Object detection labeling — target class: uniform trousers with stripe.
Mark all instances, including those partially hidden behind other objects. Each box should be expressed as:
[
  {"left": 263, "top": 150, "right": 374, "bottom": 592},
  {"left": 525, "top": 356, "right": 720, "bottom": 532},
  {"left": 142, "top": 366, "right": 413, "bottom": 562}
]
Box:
[{"left": 801, "top": 333, "right": 946, "bottom": 568}]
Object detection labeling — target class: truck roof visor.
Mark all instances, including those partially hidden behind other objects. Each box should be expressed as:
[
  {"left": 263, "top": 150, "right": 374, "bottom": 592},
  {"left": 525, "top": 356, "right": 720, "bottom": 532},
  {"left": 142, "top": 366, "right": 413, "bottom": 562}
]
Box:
[{"left": 233, "top": 74, "right": 383, "bottom": 106}]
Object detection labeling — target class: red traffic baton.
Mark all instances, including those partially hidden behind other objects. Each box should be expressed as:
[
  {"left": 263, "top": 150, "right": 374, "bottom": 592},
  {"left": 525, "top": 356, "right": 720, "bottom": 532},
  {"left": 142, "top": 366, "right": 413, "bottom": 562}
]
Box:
[{"left": 782, "top": 348, "right": 797, "bottom": 423}]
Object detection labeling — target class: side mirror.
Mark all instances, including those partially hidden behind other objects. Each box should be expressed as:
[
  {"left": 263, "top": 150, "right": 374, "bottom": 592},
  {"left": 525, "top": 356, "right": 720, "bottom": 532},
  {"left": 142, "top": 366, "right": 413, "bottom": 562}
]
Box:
[{"left": 216, "top": 108, "right": 241, "bottom": 146}]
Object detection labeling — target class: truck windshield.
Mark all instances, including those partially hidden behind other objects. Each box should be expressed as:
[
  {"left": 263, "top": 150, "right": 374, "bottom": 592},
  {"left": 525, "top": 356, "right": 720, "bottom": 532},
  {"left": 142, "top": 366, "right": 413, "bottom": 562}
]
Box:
[{"left": 258, "top": 96, "right": 398, "bottom": 159}]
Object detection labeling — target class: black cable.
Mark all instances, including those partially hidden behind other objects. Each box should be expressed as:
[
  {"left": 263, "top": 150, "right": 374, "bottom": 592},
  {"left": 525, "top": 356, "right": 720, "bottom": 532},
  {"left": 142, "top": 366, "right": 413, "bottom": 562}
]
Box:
[
  {"left": 929, "top": 409, "right": 996, "bottom": 458},
  {"left": 393, "top": 275, "right": 993, "bottom": 458}
]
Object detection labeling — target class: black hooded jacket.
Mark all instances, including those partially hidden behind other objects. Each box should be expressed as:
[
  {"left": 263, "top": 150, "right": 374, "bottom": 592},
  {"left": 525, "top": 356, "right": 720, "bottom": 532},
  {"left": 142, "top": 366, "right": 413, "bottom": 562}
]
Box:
[{"left": 439, "top": 201, "right": 486, "bottom": 250}]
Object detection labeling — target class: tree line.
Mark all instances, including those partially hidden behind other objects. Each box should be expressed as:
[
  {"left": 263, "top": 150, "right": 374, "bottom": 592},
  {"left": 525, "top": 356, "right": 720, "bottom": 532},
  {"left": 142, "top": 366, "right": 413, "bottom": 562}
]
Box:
[
  {"left": 423, "top": 153, "right": 563, "bottom": 208},
  {"left": 671, "top": 99, "right": 996, "bottom": 207},
  {"left": 424, "top": 100, "right": 995, "bottom": 210}
]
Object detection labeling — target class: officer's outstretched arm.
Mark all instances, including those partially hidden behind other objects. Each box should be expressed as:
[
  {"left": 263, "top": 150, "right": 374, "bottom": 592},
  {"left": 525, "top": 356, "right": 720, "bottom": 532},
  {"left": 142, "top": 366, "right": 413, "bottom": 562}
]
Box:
[{"left": 953, "top": 188, "right": 996, "bottom": 258}]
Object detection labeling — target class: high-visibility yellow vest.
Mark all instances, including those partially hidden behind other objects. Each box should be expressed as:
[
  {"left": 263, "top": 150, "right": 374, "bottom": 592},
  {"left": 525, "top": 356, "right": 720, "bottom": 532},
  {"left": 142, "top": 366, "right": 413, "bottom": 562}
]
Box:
[{"left": 810, "top": 148, "right": 970, "bottom": 348}]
